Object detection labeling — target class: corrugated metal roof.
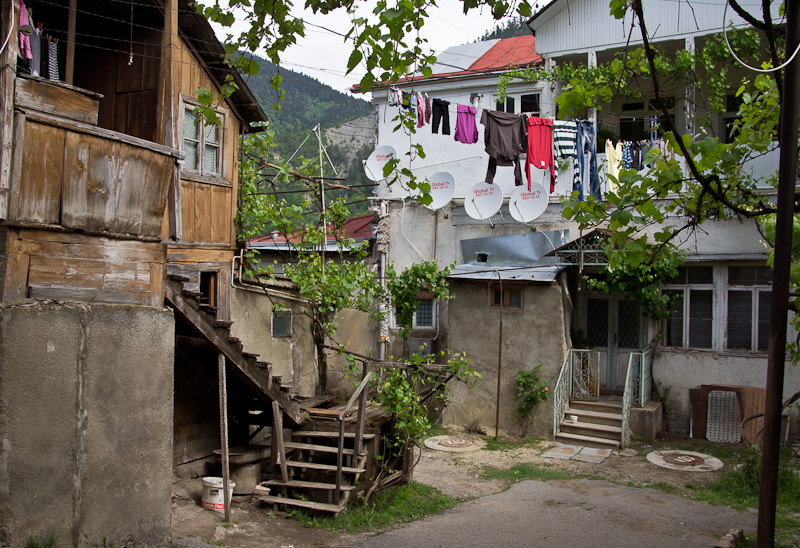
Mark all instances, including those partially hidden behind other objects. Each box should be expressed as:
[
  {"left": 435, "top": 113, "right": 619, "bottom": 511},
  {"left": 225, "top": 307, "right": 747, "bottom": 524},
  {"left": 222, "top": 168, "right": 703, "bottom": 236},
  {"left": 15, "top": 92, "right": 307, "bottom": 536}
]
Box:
[
  {"left": 248, "top": 213, "right": 376, "bottom": 251},
  {"left": 430, "top": 41, "right": 499, "bottom": 74},
  {"left": 468, "top": 36, "right": 542, "bottom": 72},
  {"left": 447, "top": 265, "right": 562, "bottom": 282}
]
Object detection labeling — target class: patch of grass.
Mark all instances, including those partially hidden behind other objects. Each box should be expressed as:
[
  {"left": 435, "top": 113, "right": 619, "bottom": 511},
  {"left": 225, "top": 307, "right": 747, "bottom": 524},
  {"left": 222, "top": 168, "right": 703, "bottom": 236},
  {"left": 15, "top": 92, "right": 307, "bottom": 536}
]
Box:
[
  {"left": 481, "top": 462, "right": 577, "bottom": 482},
  {"left": 643, "top": 481, "right": 683, "bottom": 496},
  {"left": 427, "top": 424, "right": 452, "bottom": 437},
  {"left": 289, "top": 482, "right": 457, "bottom": 533},
  {"left": 25, "top": 534, "right": 57, "bottom": 548}
]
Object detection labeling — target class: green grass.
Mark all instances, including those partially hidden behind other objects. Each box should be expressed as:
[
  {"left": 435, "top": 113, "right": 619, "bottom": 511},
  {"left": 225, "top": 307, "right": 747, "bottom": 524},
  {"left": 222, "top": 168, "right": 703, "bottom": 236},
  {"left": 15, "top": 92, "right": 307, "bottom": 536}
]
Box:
[
  {"left": 288, "top": 481, "right": 457, "bottom": 533},
  {"left": 483, "top": 436, "right": 544, "bottom": 452},
  {"left": 25, "top": 534, "right": 57, "bottom": 548},
  {"left": 427, "top": 424, "right": 452, "bottom": 437},
  {"left": 481, "top": 462, "right": 578, "bottom": 482}
]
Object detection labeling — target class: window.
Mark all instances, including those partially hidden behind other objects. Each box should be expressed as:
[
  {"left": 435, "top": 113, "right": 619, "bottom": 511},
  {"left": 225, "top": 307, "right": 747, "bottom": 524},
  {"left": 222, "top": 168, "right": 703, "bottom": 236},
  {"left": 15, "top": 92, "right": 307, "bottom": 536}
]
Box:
[
  {"left": 491, "top": 287, "right": 522, "bottom": 309},
  {"left": 663, "top": 265, "right": 773, "bottom": 352},
  {"left": 520, "top": 94, "right": 541, "bottom": 116},
  {"left": 394, "top": 298, "right": 436, "bottom": 328},
  {"left": 182, "top": 103, "right": 223, "bottom": 177},
  {"left": 721, "top": 94, "right": 744, "bottom": 144},
  {"left": 618, "top": 97, "right": 675, "bottom": 142},
  {"left": 495, "top": 96, "right": 515, "bottom": 113},
  {"left": 272, "top": 310, "right": 291, "bottom": 337}
]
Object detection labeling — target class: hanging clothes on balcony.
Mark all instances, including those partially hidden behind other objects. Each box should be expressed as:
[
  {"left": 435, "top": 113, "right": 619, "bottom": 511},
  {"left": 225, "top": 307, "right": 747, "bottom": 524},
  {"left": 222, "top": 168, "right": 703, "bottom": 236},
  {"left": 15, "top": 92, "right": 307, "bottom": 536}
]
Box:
[
  {"left": 416, "top": 93, "right": 426, "bottom": 128},
  {"left": 425, "top": 93, "right": 432, "bottom": 124},
  {"left": 553, "top": 120, "right": 579, "bottom": 196},
  {"left": 455, "top": 104, "right": 479, "bottom": 144},
  {"left": 431, "top": 98, "right": 450, "bottom": 135},
  {"left": 605, "top": 139, "right": 622, "bottom": 194},
  {"left": 621, "top": 141, "right": 633, "bottom": 170},
  {"left": 18, "top": 3, "right": 33, "bottom": 61},
  {"left": 525, "top": 116, "right": 555, "bottom": 192},
  {"left": 47, "top": 36, "right": 59, "bottom": 81},
  {"left": 576, "top": 120, "right": 602, "bottom": 201},
  {"left": 481, "top": 110, "right": 526, "bottom": 186}
]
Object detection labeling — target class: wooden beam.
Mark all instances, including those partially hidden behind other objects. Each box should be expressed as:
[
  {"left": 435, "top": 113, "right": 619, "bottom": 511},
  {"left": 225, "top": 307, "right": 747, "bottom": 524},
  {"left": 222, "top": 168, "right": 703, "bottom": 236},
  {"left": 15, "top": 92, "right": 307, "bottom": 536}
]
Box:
[
  {"left": 65, "top": 0, "right": 76, "bottom": 85},
  {"left": 218, "top": 353, "right": 231, "bottom": 522},
  {"left": 272, "top": 401, "right": 289, "bottom": 484},
  {"left": 0, "top": 0, "right": 17, "bottom": 219},
  {"left": 165, "top": 282, "right": 306, "bottom": 425}
]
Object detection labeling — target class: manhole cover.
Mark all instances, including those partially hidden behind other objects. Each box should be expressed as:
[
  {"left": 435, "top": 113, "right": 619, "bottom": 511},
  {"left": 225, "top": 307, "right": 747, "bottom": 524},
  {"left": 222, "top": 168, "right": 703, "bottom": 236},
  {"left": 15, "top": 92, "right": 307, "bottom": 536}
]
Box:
[
  {"left": 438, "top": 438, "right": 474, "bottom": 448},
  {"left": 646, "top": 450, "right": 723, "bottom": 472},
  {"left": 663, "top": 453, "right": 705, "bottom": 466},
  {"left": 424, "top": 435, "right": 486, "bottom": 452}
]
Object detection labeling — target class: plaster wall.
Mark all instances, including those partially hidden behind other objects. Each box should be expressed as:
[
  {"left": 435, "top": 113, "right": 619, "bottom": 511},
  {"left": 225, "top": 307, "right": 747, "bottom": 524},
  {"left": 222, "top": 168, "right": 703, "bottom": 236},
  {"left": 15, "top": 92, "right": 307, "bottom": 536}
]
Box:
[
  {"left": 442, "top": 281, "right": 568, "bottom": 436},
  {"left": 0, "top": 302, "right": 174, "bottom": 548},
  {"left": 230, "top": 286, "right": 317, "bottom": 397},
  {"left": 653, "top": 350, "right": 800, "bottom": 435},
  {"left": 327, "top": 308, "right": 378, "bottom": 397}
]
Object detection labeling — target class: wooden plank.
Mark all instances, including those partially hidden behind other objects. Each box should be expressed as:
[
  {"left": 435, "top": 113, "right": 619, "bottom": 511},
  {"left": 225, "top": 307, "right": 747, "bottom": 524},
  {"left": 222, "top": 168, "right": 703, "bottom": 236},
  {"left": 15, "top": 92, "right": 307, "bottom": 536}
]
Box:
[
  {"left": 264, "top": 479, "right": 355, "bottom": 491},
  {"left": 282, "top": 460, "right": 365, "bottom": 474},
  {"left": 164, "top": 282, "right": 307, "bottom": 425},
  {"left": 15, "top": 237, "right": 166, "bottom": 264},
  {"left": 8, "top": 112, "right": 25, "bottom": 221},
  {"left": 14, "top": 77, "right": 99, "bottom": 126},
  {"left": 210, "top": 184, "right": 230, "bottom": 244},
  {"left": 308, "top": 408, "right": 354, "bottom": 418},
  {"left": 180, "top": 180, "right": 195, "bottom": 242},
  {"left": 291, "top": 431, "right": 376, "bottom": 440},
  {"left": 217, "top": 267, "right": 231, "bottom": 322},
  {"left": 194, "top": 183, "right": 213, "bottom": 244},
  {"left": 2, "top": 252, "right": 30, "bottom": 303},
  {"left": 65, "top": 0, "right": 76, "bottom": 85},
  {"left": 256, "top": 495, "right": 343, "bottom": 514},
  {"left": 167, "top": 247, "right": 234, "bottom": 264},
  {"left": 168, "top": 162, "right": 183, "bottom": 241},
  {"left": 0, "top": 0, "right": 17, "bottom": 219},
  {"left": 14, "top": 120, "right": 65, "bottom": 223},
  {"left": 273, "top": 401, "right": 289, "bottom": 484},
  {"left": 28, "top": 286, "right": 151, "bottom": 306},
  {"left": 284, "top": 441, "right": 354, "bottom": 455},
  {"left": 149, "top": 262, "right": 165, "bottom": 308},
  {"left": 219, "top": 353, "right": 232, "bottom": 522},
  {"left": 28, "top": 256, "right": 152, "bottom": 293},
  {"left": 61, "top": 132, "right": 116, "bottom": 231},
  {"left": 139, "top": 147, "right": 173, "bottom": 236}
]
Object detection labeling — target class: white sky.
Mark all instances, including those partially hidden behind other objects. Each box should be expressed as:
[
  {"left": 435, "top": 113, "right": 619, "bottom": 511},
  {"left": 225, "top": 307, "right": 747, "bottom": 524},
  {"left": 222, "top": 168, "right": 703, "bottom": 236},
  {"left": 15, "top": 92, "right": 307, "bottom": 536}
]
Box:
[{"left": 211, "top": 1, "right": 512, "bottom": 97}]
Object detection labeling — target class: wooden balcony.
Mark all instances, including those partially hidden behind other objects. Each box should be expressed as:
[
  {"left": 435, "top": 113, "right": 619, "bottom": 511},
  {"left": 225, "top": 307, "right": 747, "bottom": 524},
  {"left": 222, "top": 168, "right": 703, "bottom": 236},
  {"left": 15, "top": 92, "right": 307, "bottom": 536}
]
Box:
[{"left": 8, "top": 76, "right": 180, "bottom": 240}]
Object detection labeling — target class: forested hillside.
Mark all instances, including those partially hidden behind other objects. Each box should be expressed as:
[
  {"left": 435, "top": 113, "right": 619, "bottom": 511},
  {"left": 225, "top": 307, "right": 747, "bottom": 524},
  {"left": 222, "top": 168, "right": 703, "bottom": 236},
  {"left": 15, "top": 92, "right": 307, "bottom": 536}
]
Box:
[{"left": 480, "top": 16, "right": 529, "bottom": 40}]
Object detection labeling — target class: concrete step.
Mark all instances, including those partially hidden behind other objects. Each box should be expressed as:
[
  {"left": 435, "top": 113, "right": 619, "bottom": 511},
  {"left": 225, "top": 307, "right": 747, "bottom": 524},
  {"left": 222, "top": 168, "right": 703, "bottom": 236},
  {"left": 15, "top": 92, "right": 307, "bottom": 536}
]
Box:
[
  {"left": 560, "top": 421, "right": 622, "bottom": 440},
  {"left": 569, "top": 399, "right": 623, "bottom": 413},
  {"left": 565, "top": 407, "right": 622, "bottom": 427},
  {"left": 555, "top": 432, "right": 621, "bottom": 449}
]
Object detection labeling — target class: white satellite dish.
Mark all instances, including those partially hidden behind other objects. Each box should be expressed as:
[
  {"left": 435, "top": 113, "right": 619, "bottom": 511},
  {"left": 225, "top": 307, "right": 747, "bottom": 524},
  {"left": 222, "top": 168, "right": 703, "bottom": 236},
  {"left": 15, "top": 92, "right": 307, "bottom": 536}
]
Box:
[
  {"left": 464, "top": 182, "right": 503, "bottom": 220},
  {"left": 364, "top": 145, "right": 397, "bottom": 181},
  {"left": 424, "top": 172, "right": 456, "bottom": 210},
  {"left": 509, "top": 183, "right": 549, "bottom": 223}
]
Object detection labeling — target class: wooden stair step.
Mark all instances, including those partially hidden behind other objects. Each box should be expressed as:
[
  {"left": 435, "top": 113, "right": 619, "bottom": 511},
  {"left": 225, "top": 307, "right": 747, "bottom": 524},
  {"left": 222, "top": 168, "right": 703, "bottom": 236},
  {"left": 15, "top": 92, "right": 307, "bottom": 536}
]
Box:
[
  {"left": 561, "top": 422, "right": 622, "bottom": 434},
  {"left": 215, "top": 320, "right": 234, "bottom": 328},
  {"left": 227, "top": 336, "right": 241, "bottom": 344},
  {"left": 555, "top": 432, "right": 620, "bottom": 448},
  {"left": 297, "top": 395, "right": 337, "bottom": 409},
  {"left": 293, "top": 431, "right": 376, "bottom": 440},
  {"left": 257, "top": 495, "right": 343, "bottom": 514},
  {"left": 284, "top": 441, "right": 355, "bottom": 455},
  {"left": 265, "top": 479, "right": 355, "bottom": 491},
  {"left": 283, "top": 460, "right": 365, "bottom": 474},
  {"left": 199, "top": 304, "right": 218, "bottom": 312},
  {"left": 565, "top": 408, "right": 622, "bottom": 421},
  {"left": 307, "top": 407, "right": 355, "bottom": 418},
  {"left": 243, "top": 352, "right": 260, "bottom": 358}
]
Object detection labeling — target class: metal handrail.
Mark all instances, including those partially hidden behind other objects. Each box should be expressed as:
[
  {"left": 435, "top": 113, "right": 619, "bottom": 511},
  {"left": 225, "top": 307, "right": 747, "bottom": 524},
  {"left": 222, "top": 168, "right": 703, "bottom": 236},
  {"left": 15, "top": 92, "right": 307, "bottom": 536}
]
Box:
[
  {"left": 335, "top": 362, "right": 371, "bottom": 504},
  {"left": 639, "top": 347, "right": 653, "bottom": 407},
  {"left": 621, "top": 353, "right": 638, "bottom": 448},
  {"left": 552, "top": 352, "right": 571, "bottom": 440}
]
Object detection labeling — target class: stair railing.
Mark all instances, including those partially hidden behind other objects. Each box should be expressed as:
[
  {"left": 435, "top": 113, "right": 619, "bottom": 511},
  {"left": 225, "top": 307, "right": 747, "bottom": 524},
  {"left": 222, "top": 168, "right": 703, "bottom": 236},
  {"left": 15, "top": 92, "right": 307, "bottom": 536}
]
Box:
[
  {"left": 638, "top": 347, "right": 653, "bottom": 408},
  {"left": 335, "top": 362, "right": 371, "bottom": 504},
  {"left": 621, "top": 352, "right": 638, "bottom": 448},
  {"left": 552, "top": 352, "right": 571, "bottom": 440}
]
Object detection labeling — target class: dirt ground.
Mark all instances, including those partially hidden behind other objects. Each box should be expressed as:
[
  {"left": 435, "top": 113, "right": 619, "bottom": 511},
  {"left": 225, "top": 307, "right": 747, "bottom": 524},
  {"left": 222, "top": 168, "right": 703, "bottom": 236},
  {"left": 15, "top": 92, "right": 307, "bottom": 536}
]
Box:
[{"left": 171, "top": 433, "right": 752, "bottom": 548}]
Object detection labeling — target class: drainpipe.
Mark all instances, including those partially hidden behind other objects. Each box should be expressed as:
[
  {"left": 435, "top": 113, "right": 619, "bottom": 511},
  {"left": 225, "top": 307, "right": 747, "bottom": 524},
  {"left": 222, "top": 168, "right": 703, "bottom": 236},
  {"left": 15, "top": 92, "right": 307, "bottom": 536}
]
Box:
[
  {"left": 493, "top": 270, "right": 503, "bottom": 441},
  {"left": 378, "top": 201, "right": 389, "bottom": 361}
]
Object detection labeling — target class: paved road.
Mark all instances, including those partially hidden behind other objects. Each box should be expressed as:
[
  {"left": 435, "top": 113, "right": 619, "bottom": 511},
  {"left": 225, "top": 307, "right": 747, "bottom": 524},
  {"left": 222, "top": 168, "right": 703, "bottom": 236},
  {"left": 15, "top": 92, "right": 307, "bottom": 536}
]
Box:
[{"left": 334, "top": 479, "right": 755, "bottom": 548}]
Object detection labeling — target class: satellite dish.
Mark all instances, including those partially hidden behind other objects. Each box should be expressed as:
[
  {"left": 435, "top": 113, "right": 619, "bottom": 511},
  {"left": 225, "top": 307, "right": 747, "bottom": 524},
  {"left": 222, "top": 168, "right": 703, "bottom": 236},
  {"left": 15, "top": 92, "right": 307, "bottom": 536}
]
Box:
[
  {"left": 364, "top": 145, "right": 397, "bottom": 181},
  {"left": 424, "top": 172, "right": 456, "bottom": 210},
  {"left": 509, "top": 183, "right": 549, "bottom": 223},
  {"left": 464, "top": 182, "right": 503, "bottom": 220}
]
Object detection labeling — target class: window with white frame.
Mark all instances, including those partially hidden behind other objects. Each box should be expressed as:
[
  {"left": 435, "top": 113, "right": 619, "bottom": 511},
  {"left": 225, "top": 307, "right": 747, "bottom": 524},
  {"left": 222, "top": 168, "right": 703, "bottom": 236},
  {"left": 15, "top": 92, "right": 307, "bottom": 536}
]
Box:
[
  {"left": 182, "top": 102, "right": 223, "bottom": 178},
  {"left": 663, "top": 265, "right": 772, "bottom": 352},
  {"left": 394, "top": 298, "right": 436, "bottom": 329},
  {"left": 493, "top": 92, "right": 540, "bottom": 116}
]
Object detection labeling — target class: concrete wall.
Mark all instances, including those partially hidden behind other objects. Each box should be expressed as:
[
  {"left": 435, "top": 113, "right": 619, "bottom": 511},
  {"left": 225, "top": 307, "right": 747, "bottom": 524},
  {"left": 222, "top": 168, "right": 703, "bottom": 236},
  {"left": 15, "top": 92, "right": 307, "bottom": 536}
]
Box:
[
  {"left": 442, "top": 281, "right": 568, "bottom": 436},
  {"left": 0, "top": 302, "right": 174, "bottom": 548},
  {"left": 230, "top": 284, "right": 317, "bottom": 397},
  {"left": 653, "top": 349, "right": 800, "bottom": 435}
]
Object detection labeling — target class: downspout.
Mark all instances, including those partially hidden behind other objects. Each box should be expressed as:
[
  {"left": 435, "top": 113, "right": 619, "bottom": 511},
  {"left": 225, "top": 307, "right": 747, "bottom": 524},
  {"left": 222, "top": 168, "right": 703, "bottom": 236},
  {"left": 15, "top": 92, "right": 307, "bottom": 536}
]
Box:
[
  {"left": 377, "top": 201, "right": 389, "bottom": 361},
  {"left": 492, "top": 270, "right": 503, "bottom": 441}
]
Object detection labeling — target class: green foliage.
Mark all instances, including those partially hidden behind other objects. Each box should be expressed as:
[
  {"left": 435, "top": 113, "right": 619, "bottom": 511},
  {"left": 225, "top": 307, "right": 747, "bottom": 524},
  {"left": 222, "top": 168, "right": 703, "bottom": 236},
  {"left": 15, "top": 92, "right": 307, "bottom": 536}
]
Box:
[
  {"left": 25, "top": 534, "right": 57, "bottom": 548},
  {"left": 289, "top": 482, "right": 456, "bottom": 532},
  {"left": 374, "top": 351, "right": 481, "bottom": 454},
  {"left": 386, "top": 260, "right": 453, "bottom": 341},
  {"left": 481, "top": 462, "right": 576, "bottom": 482},
  {"left": 480, "top": 16, "right": 529, "bottom": 40},
  {"left": 512, "top": 366, "right": 550, "bottom": 432}
]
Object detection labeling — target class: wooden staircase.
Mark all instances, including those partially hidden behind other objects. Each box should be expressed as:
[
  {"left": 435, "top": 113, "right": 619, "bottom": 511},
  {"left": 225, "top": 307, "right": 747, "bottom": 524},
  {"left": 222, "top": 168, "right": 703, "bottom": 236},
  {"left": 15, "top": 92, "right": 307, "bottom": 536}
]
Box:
[
  {"left": 164, "top": 275, "right": 306, "bottom": 426},
  {"left": 556, "top": 399, "right": 623, "bottom": 449}
]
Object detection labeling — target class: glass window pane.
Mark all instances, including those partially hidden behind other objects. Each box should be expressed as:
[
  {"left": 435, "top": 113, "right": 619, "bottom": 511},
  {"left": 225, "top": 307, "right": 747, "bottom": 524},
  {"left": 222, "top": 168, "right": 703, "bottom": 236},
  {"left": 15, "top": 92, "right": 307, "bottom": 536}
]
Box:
[
  {"left": 272, "top": 310, "right": 291, "bottom": 337},
  {"left": 416, "top": 299, "right": 434, "bottom": 327},
  {"left": 729, "top": 266, "right": 755, "bottom": 285},
  {"left": 508, "top": 289, "right": 521, "bottom": 308},
  {"left": 668, "top": 267, "right": 686, "bottom": 285},
  {"left": 184, "top": 109, "right": 199, "bottom": 140},
  {"left": 184, "top": 141, "right": 198, "bottom": 170},
  {"left": 586, "top": 298, "right": 609, "bottom": 347},
  {"left": 204, "top": 144, "right": 219, "bottom": 175},
  {"left": 755, "top": 267, "right": 773, "bottom": 285},
  {"left": 689, "top": 289, "right": 713, "bottom": 348},
  {"left": 493, "top": 290, "right": 501, "bottom": 306},
  {"left": 665, "top": 290, "right": 683, "bottom": 347},
  {"left": 727, "top": 290, "right": 752, "bottom": 350},
  {"left": 758, "top": 291, "right": 771, "bottom": 351},
  {"left": 506, "top": 97, "right": 515, "bottom": 113},
  {"left": 687, "top": 266, "right": 713, "bottom": 284},
  {"left": 521, "top": 94, "right": 540, "bottom": 114},
  {"left": 618, "top": 300, "right": 641, "bottom": 349},
  {"left": 205, "top": 124, "right": 218, "bottom": 144},
  {"left": 495, "top": 101, "right": 505, "bottom": 112}
]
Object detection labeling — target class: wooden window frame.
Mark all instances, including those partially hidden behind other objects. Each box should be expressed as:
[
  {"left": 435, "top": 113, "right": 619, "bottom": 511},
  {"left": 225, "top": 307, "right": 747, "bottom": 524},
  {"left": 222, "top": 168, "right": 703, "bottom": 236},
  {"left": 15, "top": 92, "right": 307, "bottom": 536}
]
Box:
[
  {"left": 180, "top": 95, "right": 227, "bottom": 184},
  {"left": 489, "top": 286, "right": 523, "bottom": 310},
  {"left": 272, "top": 309, "right": 292, "bottom": 338},
  {"left": 393, "top": 295, "right": 437, "bottom": 329}
]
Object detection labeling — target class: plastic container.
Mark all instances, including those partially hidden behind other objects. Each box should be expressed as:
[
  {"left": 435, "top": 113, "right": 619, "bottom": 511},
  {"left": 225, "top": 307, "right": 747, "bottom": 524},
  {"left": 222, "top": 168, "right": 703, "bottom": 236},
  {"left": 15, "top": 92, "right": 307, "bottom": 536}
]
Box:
[{"left": 201, "top": 477, "right": 235, "bottom": 513}]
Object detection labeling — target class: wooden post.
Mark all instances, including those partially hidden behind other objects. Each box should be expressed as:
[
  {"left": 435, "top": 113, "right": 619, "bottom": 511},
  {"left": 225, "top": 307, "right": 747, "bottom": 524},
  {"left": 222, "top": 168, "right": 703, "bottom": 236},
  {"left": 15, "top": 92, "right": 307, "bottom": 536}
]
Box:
[
  {"left": 65, "top": 0, "right": 76, "bottom": 85},
  {"left": 217, "top": 353, "right": 231, "bottom": 522},
  {"left": 0, "top": 0, "right": 19, "bottom": 219},
  {"left": 272, "top": 401, "right": 289, "bottom": 483}
]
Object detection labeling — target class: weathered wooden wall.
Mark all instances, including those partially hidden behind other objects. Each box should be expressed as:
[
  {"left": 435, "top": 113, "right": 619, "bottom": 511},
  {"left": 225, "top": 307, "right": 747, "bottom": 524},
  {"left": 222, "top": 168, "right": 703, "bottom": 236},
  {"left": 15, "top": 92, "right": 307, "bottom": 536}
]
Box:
[{"left": 0, "top": 228, "right": 166, "bottom": 307}]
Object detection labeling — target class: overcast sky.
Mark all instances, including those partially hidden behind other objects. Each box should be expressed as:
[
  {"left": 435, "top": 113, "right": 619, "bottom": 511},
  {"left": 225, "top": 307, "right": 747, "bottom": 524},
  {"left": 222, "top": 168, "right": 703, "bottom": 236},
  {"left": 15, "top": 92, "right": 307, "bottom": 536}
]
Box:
[{"left": 211, "top": 1, "right": 515, "bottom": 97}]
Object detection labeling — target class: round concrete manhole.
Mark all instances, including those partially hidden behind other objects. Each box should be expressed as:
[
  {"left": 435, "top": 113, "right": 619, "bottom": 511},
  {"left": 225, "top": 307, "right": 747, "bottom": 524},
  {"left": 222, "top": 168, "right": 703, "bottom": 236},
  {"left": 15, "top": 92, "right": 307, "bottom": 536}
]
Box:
[
  {"left": 424, "top": 435, "right": 486, "bottom": 452},
  {"left": 646, "top": 450, "right": 723, "bottom": 472}
]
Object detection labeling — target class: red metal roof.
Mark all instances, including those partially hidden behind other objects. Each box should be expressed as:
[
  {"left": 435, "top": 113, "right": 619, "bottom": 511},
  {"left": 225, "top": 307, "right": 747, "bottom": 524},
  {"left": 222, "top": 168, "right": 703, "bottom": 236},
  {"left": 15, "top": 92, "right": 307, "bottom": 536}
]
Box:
[
  {"left": 249, "top": 213, "right": 376, "bottom": 245},
  {"left": 468, "top": 36, "right": 541, "bottom": 73}
]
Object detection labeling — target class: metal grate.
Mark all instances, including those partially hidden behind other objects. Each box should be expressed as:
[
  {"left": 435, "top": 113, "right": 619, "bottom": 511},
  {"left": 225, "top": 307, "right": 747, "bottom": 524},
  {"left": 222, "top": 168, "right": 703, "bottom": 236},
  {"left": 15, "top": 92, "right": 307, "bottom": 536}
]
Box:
[
  {"left": 586, "top": 299, "right": 608, "bottom": 347},
  {"left": 706, "top": 390, "right": 742, "bottom": 443},
  {"left": 618, "top": 300, "right": 640, "bottom": 348}
]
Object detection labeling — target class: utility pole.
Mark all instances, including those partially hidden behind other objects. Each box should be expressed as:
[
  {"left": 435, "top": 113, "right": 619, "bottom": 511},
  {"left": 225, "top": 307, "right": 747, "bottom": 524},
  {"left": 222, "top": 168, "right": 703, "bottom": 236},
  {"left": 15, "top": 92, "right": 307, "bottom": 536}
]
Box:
[{"left": 757, "top": 0, "right": 800, "bottom": 544}]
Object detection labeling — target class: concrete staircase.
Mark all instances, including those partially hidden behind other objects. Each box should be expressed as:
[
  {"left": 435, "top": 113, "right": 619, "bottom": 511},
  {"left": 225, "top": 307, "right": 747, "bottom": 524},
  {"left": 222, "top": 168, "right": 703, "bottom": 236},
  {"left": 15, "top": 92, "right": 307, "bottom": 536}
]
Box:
[{"left": 556, "top": 400, "right": 623, "bottom": 449}]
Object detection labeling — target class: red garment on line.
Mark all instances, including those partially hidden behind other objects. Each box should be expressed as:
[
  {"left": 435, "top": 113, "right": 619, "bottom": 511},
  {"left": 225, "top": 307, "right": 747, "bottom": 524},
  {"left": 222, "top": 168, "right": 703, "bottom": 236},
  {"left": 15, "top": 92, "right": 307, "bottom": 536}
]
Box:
[{"left": 526, "top": 117, "right": 555, "bottom": 192}]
